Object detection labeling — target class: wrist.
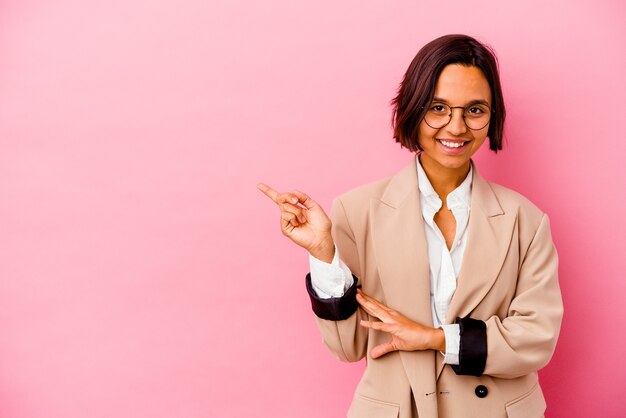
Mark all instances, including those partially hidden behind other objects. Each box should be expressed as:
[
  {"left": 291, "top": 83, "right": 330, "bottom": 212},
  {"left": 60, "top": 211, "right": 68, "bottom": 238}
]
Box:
[
  {"left": 431, "top": 327, "right": 446, "bottom": 352},
  {"left": 309, "top": 240, "right": 335, "bottom": 263}
]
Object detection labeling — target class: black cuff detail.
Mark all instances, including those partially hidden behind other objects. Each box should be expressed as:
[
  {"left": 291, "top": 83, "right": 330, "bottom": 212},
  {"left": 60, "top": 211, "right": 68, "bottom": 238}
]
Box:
[
  {"left": 305, "top": 273, "right": 360, "bottom": 320},
  {"left": 451, "top": 316, "right": 487, "bottom": 376}
]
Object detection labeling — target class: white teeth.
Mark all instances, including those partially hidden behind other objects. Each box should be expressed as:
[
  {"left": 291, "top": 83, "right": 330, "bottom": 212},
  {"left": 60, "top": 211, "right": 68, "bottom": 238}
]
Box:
[{"left": 440, "top": 140, "right": 465, "bottom": 148}]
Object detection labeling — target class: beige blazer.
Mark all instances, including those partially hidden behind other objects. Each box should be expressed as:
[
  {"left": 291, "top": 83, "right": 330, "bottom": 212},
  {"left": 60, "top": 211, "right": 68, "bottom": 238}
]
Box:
[{"left": 311, "top": 157, "right": 563, "bottom": 418}]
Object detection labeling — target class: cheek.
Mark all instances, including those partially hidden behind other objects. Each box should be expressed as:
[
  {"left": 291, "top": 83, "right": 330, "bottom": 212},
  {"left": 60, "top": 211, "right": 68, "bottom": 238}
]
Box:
[
  {"left": 417, "top": 122, "right": 437, "bottom": 146},
  {"left": 472, "top": 132, "right": 489, "bottom": 149}
]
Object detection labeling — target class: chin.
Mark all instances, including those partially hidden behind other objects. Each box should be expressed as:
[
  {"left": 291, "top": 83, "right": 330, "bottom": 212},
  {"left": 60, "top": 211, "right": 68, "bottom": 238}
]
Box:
[{"left": 439, "top": 158, "right": 471, "bottom": 169}]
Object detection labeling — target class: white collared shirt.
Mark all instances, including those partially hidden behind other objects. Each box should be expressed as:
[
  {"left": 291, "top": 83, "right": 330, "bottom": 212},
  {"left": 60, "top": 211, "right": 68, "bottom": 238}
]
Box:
[{"left": 309, "top": 154, "right": 472, "bottom": 365}]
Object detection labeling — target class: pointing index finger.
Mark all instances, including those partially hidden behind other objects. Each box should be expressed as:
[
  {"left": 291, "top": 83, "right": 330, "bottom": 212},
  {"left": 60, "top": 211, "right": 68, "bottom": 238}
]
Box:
[{"left": 257, "top": 183, "right": 280, "bottom": 204}]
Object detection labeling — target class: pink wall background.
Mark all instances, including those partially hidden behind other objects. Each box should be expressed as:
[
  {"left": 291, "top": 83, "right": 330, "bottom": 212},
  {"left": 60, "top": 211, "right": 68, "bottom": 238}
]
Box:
[{"left": 1, "top": 1, "right": 625, "bottom": 417}]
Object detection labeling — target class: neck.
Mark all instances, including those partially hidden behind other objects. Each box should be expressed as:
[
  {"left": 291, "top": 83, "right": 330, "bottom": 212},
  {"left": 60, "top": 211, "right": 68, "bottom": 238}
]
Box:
[{"left": 418, "top": 153, "right": 470, "bottom": 200}]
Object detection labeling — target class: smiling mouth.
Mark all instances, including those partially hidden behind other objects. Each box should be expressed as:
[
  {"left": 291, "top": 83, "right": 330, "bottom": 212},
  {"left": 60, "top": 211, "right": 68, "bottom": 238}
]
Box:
[{"left": 437, "top": 139, "right": 469, "bottom": 148}]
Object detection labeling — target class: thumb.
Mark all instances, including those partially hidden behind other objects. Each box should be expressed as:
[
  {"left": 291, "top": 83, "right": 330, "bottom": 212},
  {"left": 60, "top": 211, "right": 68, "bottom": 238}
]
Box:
[
  {"left": 290, "top": 189, "right": 319, "bottom": 210},
  {"left": 370, "top": 340, "right": 398, "bottom": 359}
]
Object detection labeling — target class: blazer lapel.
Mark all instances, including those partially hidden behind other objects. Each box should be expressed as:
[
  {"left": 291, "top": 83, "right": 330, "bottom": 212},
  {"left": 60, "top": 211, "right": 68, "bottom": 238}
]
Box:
[
  {"left": 436, "top": 162, "right": 516, "bottom": 379},
  {"left": 370, "top": 157, "right": 432, "bottom": 326},
  {"left": 371, "top": 158, "right": 438, "bottom": 408},
  {"left": 446, "top": 164, "right": 515, "bottom": 321}
]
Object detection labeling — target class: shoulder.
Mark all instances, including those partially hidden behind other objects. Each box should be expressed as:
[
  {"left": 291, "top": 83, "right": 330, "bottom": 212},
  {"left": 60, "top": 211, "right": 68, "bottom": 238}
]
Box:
[
  {"left": 336, "top": 175, "right": 394, "bottom": 206},
  {"left": 485, "top": 179, "right": 548, "bottom": 234},
  {"left": 326, "top": 165, "right": 414, "bottom": 238},
  {"left": 333, "top": 158, "right": 418, "bottom": 213},
  {"left": 489, "top": 181, "right": 543, "bottom": 213},
  {"left": 329, "top": 175, "right": 393, "bottom": 227}
]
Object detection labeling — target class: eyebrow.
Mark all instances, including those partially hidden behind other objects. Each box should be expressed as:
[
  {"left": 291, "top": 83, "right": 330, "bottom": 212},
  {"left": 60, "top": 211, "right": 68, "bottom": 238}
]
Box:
[{"left": 432, "top": 97, "right": 491, "bottom": 106}]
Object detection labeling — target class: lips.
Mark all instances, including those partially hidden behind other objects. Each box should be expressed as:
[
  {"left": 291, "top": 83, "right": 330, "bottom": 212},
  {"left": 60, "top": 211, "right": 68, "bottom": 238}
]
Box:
[
  {"left": 436, "top": 138, "right": 470, "bottom": 154},
  {"left": 437, "top": 138, "right": 468, "bottom": 148}
]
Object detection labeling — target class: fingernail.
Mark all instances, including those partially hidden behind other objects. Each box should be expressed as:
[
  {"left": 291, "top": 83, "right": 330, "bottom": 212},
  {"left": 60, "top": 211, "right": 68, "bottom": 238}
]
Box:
[{"left": 291, "top": 197, "right": 298, "bottom": 203}]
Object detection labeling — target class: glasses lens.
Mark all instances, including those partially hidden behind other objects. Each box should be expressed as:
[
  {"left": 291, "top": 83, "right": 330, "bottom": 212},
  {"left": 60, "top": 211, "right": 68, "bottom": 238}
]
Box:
[
  {"left": 424, "top": 103, "right": 492, "bottom": 130},
  {"left": 464, "top": 104, "right": 491, "bottom": 130},
  {"left": 424, "top": 103, "right": 450, "bottom": 129}
]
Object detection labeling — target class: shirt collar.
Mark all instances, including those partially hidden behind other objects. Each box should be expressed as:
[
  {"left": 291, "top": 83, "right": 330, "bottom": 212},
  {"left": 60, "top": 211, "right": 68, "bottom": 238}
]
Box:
[{"left": 415, "top": 154, "right": 472, "bottom": 212}]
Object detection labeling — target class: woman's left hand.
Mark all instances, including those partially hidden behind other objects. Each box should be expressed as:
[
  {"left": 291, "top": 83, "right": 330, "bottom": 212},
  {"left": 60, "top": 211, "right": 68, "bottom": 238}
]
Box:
[{"left": 356, "top": 289, "right": 445, "bottom": 359}]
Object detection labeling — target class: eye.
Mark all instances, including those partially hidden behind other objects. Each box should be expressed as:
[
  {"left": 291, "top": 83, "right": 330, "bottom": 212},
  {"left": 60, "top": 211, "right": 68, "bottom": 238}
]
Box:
[
  {"left": 467, "top": 106, "right": 484, "bottom": 115},
  {"left": 430, "top": 104, "right": 447, "bottom": 113}
]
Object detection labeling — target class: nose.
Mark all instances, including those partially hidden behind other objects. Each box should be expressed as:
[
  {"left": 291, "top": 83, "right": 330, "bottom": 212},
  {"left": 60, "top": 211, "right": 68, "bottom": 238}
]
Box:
[{"left": 446, "top": 107, "right": 468, "bottom": 136}]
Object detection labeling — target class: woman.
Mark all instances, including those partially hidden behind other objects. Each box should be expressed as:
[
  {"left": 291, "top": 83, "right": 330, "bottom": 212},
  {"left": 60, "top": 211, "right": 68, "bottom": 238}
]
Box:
[{"left": 258, "top": 34, "right": 562, "bottom": 418}]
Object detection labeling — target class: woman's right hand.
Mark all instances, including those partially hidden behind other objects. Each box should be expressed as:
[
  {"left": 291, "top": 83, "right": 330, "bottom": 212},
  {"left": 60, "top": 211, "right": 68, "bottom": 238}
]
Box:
[{"left": 257, "top": 183, "right": 335, "bottom": 263}]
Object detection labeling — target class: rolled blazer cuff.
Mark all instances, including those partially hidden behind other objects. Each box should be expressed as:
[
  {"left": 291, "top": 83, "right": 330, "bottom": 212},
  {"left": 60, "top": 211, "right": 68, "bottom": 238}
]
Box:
[
  {"left": 451, "top": 316, "right": 487, "bottom": 376},
  {"left": 305, "top": 273, "right": 360, "bottom": 320}
]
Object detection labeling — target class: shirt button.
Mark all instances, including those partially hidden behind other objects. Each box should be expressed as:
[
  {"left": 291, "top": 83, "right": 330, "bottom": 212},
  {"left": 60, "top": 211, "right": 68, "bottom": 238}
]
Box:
[{"left": 475, "top": 385, "right": 488, "bottom": 398}]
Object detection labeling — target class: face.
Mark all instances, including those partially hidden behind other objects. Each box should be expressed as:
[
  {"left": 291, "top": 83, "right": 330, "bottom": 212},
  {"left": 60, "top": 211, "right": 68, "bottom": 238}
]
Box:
[{"left": 417, "top": 64, "right": 492, "bottom": 174}]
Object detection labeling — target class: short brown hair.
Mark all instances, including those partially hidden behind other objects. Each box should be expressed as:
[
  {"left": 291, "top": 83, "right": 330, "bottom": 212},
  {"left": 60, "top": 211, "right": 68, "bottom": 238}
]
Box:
[{"left": 391, "top": 34, "right": 506, "bottom": 152}]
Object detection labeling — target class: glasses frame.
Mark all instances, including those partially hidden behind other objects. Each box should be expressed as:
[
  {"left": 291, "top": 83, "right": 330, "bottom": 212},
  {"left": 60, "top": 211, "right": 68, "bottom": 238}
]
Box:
[{"left": 420, "top": 103, "right": 495, "bottom": 131}]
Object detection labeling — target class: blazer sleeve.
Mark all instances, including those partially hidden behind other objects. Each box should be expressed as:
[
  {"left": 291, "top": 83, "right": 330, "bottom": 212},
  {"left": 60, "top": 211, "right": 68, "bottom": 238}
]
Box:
[
  {"left": 304, "top": 197, "right": 369, "bottom": 363},
  {"left": 453, "top": 213, "right": 564, "bottom": 378}
]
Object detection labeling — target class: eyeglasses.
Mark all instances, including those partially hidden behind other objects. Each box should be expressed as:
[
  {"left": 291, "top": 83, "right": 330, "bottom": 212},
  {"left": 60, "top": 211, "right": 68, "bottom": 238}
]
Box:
[{"left": 421, "top": 102, "right": 494, "bottom": 130}]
